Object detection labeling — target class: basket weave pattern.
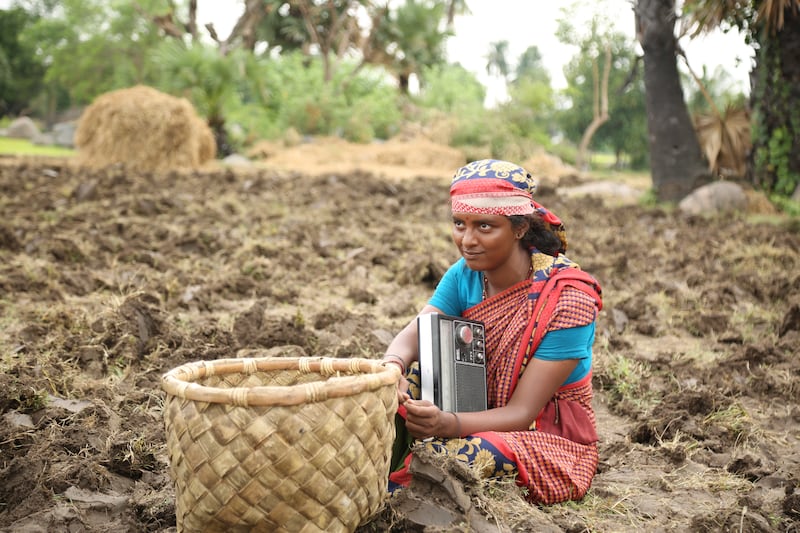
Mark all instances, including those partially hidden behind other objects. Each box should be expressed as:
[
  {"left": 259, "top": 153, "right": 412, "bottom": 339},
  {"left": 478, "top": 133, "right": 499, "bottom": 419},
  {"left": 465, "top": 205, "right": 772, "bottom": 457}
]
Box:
[{"left": 162, "top": 357, "right": 399, "bottom": 533}]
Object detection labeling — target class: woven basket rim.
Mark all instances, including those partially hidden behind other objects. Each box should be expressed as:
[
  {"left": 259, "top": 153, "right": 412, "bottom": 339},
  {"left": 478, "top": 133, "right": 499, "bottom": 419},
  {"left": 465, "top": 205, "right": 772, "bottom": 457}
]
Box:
[{"left": 161, "top": 356, "right": 400, "bottom": 407}]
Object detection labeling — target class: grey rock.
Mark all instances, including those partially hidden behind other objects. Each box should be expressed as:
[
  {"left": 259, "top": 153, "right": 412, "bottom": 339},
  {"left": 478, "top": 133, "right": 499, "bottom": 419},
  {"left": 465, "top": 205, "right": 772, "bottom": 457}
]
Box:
[
  {"left": 678, "top": 181, "right": 747, "bottom": 215},
  {"left": 6, "top": 116, "right": 40, "bottom": 139}
]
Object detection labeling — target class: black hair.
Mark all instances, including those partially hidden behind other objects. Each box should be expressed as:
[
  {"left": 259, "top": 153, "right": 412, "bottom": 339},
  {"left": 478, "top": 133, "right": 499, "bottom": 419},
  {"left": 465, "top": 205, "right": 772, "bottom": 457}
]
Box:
[{"left": 508, "top": 213, "right": 563, "bottom": 256}]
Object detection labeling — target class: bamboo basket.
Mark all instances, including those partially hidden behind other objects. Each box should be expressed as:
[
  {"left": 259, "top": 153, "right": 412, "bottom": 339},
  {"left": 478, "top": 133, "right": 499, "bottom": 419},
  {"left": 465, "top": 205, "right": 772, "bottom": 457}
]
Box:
[{"left": 161, "top": 356, "right": 400, "bottom": 533}]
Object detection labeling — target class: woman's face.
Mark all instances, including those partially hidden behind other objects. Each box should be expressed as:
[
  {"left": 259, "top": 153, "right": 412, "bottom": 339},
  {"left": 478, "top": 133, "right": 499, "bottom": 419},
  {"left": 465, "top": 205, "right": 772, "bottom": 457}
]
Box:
[{"left": 451, "top": 212, "right": 520, "bottom": 272}]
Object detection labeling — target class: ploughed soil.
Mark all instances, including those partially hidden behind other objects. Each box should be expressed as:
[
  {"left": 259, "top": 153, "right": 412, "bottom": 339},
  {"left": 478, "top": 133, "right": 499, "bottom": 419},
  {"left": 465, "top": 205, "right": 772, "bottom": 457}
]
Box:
[{"left": 1, "top": 141, "right": 799, "bottom": 532}]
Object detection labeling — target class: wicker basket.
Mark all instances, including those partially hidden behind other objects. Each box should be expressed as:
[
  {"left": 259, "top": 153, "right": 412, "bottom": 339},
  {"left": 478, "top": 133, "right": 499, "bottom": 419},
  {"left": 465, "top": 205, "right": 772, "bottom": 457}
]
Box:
[{"left": 161, "top": 356, "right": 400, "bottom": 533}]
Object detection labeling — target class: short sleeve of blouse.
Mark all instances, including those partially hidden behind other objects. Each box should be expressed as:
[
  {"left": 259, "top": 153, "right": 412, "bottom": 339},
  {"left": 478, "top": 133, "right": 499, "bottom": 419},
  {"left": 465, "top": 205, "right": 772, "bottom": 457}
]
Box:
[{"left": 546, "top": 285, "right": 599, "bottom": 332}]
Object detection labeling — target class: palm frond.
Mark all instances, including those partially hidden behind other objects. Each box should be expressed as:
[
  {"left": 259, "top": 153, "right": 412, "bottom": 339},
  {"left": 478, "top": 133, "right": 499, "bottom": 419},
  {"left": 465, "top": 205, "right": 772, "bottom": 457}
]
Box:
[{"left": 694, "top": 104, "right": 751, "bottom": 177}]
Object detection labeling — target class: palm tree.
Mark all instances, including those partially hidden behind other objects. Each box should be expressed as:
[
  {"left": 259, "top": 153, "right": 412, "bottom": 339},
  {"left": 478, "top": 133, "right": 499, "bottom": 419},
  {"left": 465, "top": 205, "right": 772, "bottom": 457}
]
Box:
[
  {"left": 683, "top": 0, "right": 800, "bottom": 196},
  {"left": 154, "top": 41, "right": 240, "bottom": 156},
  {"left": 514, "top": 45, "right": 550, "bottom": 85},
  {"left": 636, "top": 0, "right": 711, "bottom": 201},
  {"left": 364, "top": 0, "right": 451, "bottom": 94},
  {"left": 485, "top": 40, "right": 510, "bottom": 82},
  {"left": 445, "top": 0, "right": 471, "bottom": 31}
]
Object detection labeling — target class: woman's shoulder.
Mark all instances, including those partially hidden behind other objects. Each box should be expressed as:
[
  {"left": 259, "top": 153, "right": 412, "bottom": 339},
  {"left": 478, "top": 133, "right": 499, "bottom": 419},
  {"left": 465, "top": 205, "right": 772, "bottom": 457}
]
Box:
[{"left": 446, "top": 257, "right": 481, "bottom": 280}]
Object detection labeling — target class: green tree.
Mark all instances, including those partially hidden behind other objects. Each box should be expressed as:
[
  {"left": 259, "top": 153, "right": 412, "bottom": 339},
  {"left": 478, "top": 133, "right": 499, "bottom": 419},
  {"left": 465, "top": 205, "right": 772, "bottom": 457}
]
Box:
[
  {"left": 683, "top": 0, "right": 800, "bottom": 196},
  {"left": 556, "top": 12, "right": 648, "bottom": 170},
  {"left": 683, "top": 64, "right": 747, "bottom": 115},
  {"left": 444, "top": 0, "right": 470, "bottom": 30},
  {"left": 20, "top": 0, "right": 165, "bottom": 107},
  {"left": 501, "top": 47, "right": 556, "bottom": 149},
  {"left": 514, "top": 45, "right": 550, "bottom": 85},
  {"left": 485, "top": 39, "right": 511, "bottom": 91},
  {"left": 0, "top": 6, "right": 46, "bottom": 117},
  {"left": 153, "top": 40, "right": 243, "bottom": 155},
  {"left": 368, "top": 0, "right": 452, "bottom": 93},
  {"left": 416, "top": 62, "right": 485, "bottom": 112}
]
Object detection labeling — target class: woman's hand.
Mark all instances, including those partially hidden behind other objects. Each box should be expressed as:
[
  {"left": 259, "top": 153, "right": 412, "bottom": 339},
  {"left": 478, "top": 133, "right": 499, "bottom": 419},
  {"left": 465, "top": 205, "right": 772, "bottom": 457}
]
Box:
[
  {"left": 403, "top": 399, "right": 453, "bottom": 439},
  {"left": 396, "top": 374, "right": 410, "bottom": 404}
]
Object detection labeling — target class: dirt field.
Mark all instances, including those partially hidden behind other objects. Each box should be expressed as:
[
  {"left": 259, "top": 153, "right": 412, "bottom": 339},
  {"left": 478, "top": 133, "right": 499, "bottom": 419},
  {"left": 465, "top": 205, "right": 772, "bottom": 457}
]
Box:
[{"left": 0, "top": 141, "right": 798, "bottom": 532}]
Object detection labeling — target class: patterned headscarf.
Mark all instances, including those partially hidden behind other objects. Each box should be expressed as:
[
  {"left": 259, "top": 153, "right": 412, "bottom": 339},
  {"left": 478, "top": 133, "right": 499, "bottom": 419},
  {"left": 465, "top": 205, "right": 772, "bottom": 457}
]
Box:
[{"left": 450, "top": 159, "right": 568, "bottom": 253}]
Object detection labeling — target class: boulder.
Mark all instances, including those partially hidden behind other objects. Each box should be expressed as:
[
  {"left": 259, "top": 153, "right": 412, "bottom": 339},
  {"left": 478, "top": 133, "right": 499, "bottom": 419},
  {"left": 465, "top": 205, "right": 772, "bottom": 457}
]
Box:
[
  {"left": 6, "top": 116, "right": 40, "bottom": 140},
  {"left": 52, "top": 121, "right": 77, "bottom": 148},
  {"left": 678, "top": 181, "right": 747, "bottom": 216}
]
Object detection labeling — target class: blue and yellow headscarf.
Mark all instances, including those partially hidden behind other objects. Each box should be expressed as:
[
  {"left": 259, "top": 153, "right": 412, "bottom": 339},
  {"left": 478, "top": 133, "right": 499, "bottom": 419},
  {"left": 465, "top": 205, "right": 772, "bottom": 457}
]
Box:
[{"left": 450, "top": 159, "right": 568, "bottom": 253}]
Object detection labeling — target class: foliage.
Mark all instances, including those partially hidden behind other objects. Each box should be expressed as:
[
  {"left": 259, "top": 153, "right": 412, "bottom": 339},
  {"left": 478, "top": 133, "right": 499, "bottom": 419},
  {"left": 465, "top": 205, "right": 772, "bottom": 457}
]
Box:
[
  {"left": 372, "top": 0, "right": 452, "bottom": 91},
  {"left": 495, "top": 45, "right": 557, "bottom": 150},
  {"left": 769, "top": 195, "right": 800, "bottom": 217},
  {"left": 514, "top": 45, "right": 550, "bottom": 85},
  {"left": 683, "top": 0, "right": 800, "bottom": 38},
  {"left": 414, "top": 44, "right": 558, "bottom": 161},
  {"left": 235, "top": 52, "right": 402, "bottom": 143},
  {"left": 556, "top": 24, "right": 648, "bottom": 169},
  {"left": 501, "top": 78, "right": 555, "bottom": 147},
  {"left": 415, "top": 63, "right": 485, "bottom": 112},
  {"left": 683, "top": 64, "right": 748, "bottom": 115},
  {"left": 152, "top": 40, "right": 240, "bottom": 123},
  {"left": 0, "top": 6, "right": 46, "bottom": 117},
  {"left": 683, "top": 0, "right": 800, "bottom": 197},
  {"left": 19, "top": 0, "right": 165, "bottom": 107},
  {"left": 748, "top": 21, "right": 800, "bottom": 196},
  {"left": 485, "top": 40, "right": 511, "bottom": 79}
]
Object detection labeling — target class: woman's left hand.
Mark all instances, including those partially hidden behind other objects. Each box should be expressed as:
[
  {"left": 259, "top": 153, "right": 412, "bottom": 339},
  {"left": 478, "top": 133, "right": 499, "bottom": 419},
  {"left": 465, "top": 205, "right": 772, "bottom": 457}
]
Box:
[{"left": 403, "top": 399, "right": 449, "bottom": 439}]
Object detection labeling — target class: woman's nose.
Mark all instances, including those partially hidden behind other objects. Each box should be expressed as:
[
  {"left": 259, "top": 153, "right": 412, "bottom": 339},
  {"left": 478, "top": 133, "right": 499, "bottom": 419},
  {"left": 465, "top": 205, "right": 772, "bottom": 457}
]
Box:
[{"left": 461, "top": 227, "right": 478, "bottom": 246}]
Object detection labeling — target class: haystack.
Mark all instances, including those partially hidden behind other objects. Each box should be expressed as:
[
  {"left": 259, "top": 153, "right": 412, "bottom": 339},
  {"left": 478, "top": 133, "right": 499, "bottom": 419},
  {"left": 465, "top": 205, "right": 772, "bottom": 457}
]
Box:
[
  {"left": 75, "top": 85, "right": 216, "bottom": 171},
  {"left": 521, "top": 150, "right": 579, "bottom": 185}
]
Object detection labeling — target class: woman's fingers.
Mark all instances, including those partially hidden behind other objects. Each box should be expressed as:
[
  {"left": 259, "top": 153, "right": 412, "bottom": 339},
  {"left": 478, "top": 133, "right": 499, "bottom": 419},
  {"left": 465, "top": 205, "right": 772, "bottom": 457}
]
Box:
[{"left": 404, "top": 400, "right": 442, "bottom": 438}]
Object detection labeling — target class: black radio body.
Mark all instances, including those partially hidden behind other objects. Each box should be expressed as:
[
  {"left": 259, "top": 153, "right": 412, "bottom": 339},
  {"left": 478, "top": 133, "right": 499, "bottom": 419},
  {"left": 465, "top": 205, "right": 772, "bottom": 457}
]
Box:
[{"left": 417, "top": 312, "right": 488, "bottom": 413}]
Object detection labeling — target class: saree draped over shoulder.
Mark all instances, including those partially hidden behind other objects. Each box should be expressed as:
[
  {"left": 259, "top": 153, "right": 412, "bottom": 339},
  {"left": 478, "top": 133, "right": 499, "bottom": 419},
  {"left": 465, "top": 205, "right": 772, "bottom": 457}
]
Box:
[{"left": 461, "top": 252, "right": 603, "bottom": 504}]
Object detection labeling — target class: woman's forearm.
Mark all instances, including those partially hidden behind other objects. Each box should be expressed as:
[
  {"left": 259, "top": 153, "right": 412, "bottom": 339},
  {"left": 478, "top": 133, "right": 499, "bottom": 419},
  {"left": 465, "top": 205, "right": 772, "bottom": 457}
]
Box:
[
  {"left": 453, "top": 404, "right": 536, "bottom": 435},
  {"left": 383, "top": 304, "right": 442, "bottom": 369}
]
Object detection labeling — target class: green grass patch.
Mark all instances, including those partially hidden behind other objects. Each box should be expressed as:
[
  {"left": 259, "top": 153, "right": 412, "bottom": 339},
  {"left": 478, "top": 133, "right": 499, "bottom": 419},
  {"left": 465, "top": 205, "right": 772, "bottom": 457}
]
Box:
[{"left": 0, "top": 137, "right": 75, "bottom": 157}]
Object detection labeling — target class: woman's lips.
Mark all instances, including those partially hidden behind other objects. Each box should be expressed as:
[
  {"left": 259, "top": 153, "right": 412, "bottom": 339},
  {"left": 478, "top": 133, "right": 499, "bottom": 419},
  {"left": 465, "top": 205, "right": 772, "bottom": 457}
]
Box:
[{"left": 462, "top": 250, "right": 482, "bottom": 260}]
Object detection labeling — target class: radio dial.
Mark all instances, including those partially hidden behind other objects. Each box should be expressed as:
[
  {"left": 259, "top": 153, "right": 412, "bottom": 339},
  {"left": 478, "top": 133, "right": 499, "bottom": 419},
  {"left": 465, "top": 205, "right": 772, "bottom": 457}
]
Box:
[{"left": 456, "top": 325, "right": 473, "bottom": 344}]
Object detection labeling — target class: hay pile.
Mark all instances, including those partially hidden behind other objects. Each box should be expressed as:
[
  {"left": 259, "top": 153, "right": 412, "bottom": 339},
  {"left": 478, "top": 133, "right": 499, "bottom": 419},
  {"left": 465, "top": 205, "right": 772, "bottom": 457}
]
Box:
[
  {"left": 521, "top": 150, "right": 579, "bottom": 184},
  {"left": 75, "top": 85, "right": 216, "bottom": 171},
  {"left": 247, "top": 135, "right": 465, "bottom": 180}
]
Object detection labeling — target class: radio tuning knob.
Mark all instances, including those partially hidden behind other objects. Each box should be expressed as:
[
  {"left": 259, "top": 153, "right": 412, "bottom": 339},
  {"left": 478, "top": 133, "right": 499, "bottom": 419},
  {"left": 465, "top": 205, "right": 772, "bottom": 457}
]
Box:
[{"left": 456, "top": 325, "right": 473, "bottom": 344}]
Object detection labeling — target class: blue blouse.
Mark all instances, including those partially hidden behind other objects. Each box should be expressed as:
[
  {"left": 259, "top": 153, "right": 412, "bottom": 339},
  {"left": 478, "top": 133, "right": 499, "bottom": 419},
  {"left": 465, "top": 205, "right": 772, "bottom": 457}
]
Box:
[{"left": 428, "top": 258, "right": 593, "bottom": 384}]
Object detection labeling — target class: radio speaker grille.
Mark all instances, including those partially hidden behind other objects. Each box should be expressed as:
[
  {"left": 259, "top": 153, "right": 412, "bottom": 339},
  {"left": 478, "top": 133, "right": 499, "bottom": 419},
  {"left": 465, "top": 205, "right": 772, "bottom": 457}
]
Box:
[{"left": 455, "top": 364, "right": 487, "bottom": 412}]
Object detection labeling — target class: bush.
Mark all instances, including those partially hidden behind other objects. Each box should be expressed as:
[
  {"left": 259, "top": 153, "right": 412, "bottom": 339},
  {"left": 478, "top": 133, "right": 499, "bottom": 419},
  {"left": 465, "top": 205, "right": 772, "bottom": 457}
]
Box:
[{"left": 240, "top": 53, "right": 401, "bottom": 144}]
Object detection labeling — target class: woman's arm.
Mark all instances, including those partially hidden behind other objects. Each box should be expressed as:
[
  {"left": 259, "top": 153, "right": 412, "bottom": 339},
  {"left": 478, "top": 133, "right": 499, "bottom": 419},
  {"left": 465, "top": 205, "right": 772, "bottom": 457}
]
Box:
[
  {"left": 403, "top": 357, "right": 578, "bottom": 438},
  {"left": 382, "top": 304, "right": 443, "bottom": 402},
  {"left": 383, "top": 304, "right": 441, "bottom": 368}
]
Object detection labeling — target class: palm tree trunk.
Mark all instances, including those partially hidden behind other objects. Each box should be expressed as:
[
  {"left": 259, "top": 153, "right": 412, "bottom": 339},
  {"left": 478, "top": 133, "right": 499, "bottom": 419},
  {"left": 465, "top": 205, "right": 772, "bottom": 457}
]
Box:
[
  {"left": 636, "top": 0, "right": 710, "bottom": 201},
  {"left": 750, "top": 5, "right": 800, "bottom": 195}
]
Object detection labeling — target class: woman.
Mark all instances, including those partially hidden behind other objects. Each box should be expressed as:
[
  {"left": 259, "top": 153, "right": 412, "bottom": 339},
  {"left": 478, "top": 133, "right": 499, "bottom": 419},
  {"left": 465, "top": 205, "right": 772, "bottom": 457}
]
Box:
[{"left": 382, "top": 159, "right": 603, "bottom": 504}]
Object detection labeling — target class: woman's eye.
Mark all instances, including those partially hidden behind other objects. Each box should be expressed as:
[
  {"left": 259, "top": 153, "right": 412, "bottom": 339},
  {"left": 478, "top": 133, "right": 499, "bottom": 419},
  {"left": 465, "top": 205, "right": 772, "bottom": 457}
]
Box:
[{"left": 480, "top": 223, "right": 491, "bottom": 230}]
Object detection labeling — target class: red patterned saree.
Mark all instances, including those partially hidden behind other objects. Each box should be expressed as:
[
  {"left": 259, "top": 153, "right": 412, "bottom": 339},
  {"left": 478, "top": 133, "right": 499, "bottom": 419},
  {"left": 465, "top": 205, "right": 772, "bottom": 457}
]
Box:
[{"left": 390, "top": 253, "right": 603, "bottom": 504}]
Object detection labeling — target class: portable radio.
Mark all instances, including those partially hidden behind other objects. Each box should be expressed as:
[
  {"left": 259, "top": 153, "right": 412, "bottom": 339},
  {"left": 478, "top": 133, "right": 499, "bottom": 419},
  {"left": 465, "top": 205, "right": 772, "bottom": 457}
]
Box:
[{"left": 418, "top": 312, "right": 487, "bottom": 412}]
